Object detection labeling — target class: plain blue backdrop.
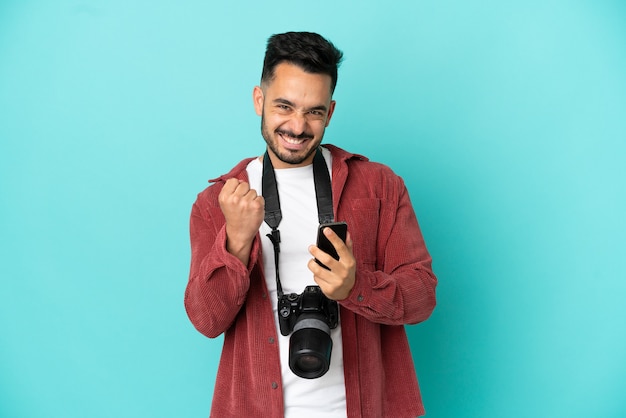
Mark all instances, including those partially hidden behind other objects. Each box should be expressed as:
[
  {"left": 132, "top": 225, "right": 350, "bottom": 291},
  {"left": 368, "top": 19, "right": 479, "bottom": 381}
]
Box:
[{"left": 1, "top": 1, "right": 625, "bottom": 417}]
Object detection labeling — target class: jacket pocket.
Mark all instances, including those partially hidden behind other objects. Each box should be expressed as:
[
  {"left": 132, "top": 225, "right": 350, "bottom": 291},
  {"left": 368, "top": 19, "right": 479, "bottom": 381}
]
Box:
[{"left": 341, "top": 198, "right": 380, "bottom": 268}]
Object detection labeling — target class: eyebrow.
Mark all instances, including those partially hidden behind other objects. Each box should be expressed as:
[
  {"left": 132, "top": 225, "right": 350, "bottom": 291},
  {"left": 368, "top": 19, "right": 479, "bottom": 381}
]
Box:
[{"left": 273, "top": 98, "right": 328, "bottom": 112}]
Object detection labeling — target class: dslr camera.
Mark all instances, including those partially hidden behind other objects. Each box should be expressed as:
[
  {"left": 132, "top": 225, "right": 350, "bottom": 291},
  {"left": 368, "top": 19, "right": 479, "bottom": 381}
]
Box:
[{"left": 278, "top": 285, "right": 339, "bottom": 379}]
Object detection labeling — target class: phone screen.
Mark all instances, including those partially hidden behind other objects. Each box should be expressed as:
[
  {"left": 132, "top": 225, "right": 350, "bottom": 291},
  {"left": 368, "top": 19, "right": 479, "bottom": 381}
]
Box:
[{"left": 315, "top": 221, "right": 348, "bottom": 269}]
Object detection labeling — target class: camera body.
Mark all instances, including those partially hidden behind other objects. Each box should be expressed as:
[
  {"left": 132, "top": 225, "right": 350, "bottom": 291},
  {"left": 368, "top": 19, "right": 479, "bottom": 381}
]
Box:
[
  {"left": 278, "top": 285, "right": 338, "bottom": 336},
  {"left": 277, "top": 285, "right": 339, "bottom": 379}
]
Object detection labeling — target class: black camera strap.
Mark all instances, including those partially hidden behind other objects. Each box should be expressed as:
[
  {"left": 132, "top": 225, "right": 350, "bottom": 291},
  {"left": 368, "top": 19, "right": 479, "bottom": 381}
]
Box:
[{"left": 262, "top": 148, "right": 334, "bottom": 298}]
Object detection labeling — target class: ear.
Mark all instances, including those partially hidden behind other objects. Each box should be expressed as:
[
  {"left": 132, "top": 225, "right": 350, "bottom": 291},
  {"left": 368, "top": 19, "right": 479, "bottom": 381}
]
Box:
[
  {"left": 325, "top": 100, "right": 337, "bottom": 127},
  {"left": 252, "top": 86, "right": 264, "bottom": 116}
]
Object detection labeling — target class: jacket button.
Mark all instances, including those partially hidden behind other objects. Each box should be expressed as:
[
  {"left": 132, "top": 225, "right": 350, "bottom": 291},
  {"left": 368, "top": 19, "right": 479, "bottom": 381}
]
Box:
[
  {"left": 357, "top": 295, "right": 364, "bottom": 302},
  {"left": 268, "top": 337, "right": 275, "bottom": 344},
  {"left": 271, "top": 382, "right": 278, "bottom": 389}
]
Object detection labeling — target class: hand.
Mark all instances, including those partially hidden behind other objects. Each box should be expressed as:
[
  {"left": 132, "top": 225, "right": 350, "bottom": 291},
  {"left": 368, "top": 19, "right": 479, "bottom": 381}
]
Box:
[
  {"left": 218, "top": 178, "right": 265, "bottom": 265},
  {"left": 308, "top": 228, "right": 356, "bottom": 301}
]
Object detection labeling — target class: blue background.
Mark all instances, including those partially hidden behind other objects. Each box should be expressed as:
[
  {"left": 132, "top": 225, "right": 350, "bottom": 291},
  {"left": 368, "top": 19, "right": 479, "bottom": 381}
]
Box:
[{"left": 1, "top": 1, "right": 625, "bottom": 417}]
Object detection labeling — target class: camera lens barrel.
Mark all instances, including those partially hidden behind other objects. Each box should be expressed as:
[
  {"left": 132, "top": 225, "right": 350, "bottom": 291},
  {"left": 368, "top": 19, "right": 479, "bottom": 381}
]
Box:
[
  {"left": 293, "top": 317, "right": 331, "bottom": 334},
  {"left": 289, "top": 317, "right": 333, "bottom": 379}
]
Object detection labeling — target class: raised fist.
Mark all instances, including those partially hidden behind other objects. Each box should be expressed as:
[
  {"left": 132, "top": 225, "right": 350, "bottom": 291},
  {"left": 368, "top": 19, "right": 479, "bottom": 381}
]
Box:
[{"left": 218, "top": 178, "right": 265, "bottom": 265}]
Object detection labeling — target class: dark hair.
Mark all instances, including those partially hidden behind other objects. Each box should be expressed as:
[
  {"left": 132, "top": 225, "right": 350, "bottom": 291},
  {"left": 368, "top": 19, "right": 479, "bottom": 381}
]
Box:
[{"left": 261, "top": 32, "right": 344, "bottom": 94}]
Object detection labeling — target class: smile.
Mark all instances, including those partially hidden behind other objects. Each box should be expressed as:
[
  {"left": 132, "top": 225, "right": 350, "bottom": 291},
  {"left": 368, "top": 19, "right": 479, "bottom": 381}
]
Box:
[
  {"left": 282, "top": 135, "right": 306, "bottom": 145},
  {"left": 277, "top": 130, "right": 313, "bottom": 145}
]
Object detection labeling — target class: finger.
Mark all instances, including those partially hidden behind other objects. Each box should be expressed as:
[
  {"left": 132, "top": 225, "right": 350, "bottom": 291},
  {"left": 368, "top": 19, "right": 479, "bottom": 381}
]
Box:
[
  {"left": 247, "top": 193, "right": 265, "bottom": 214},
  {"left": 221, "top": 178, "right": 241, "bottom": 194},
  {"left": 336, "top": 231, "right": 353, "bottom": 259},
  {"left": 323, "top": 227, "right": 347, "bottom": 254},
  {"left": 308, "top": 258, "right": 348, "bottom": 301},
  {"left": 307, "top": 256, "right": 332, "bottom": 278},
  {"left": 308, "top": 245, "right": 336, "bottom": 271},
  {"left": 233, "top": 181, "right": 251, "bottom": 197}
]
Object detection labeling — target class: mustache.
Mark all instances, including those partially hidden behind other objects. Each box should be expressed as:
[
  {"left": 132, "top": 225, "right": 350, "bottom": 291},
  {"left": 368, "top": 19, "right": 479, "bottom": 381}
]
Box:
[{"left": 275, "top": 129, "right": 314, "bottom": 140}]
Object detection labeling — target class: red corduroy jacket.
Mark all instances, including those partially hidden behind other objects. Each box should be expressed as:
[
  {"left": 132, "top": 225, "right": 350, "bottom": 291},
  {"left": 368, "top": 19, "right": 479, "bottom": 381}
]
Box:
[{"left": 185, "top": 144, "right": 437, "bottom": 417}]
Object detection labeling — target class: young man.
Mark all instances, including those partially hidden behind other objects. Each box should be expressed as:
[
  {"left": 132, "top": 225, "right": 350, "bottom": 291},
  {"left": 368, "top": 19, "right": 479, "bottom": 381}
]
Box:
[{"left": 185, "top": 31, "right": 437, "bottom": 417}]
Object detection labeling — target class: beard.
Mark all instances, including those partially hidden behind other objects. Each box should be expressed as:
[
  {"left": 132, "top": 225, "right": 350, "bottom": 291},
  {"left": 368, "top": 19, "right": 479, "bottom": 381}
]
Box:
[{"left": 260, "top": 112, "right": 323, "bottom": 166}]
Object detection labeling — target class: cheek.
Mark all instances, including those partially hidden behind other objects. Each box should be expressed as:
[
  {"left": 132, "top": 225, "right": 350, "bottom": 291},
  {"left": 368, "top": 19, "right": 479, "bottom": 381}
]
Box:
[
  {"left": 266, "top": 111, "right": 290, "bottom": 123},
  {"left": 263, "top": 114, "right": 283, "bottom": 131},
  {"left": 312, "top": 121, "right": 328, "bottom": 135}
]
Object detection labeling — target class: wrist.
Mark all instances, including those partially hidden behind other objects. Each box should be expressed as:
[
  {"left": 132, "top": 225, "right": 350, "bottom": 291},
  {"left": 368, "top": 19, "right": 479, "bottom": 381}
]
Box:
[{"left": 225, "top": 230, "right": 255, "bottom": 266}]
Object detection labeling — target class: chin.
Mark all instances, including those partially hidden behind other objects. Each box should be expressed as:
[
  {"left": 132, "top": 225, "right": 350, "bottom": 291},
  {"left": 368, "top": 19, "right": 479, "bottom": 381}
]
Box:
[
  {"left": 283, "top": 144, "right": 319, "bottom": 164},
  {"left": 276, "top": 151, "right": 309, "bottom": 166}
]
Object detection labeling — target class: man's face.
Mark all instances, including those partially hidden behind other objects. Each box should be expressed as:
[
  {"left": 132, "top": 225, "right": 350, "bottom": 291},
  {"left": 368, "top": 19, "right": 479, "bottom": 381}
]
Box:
[{"left": 253, "top": 62, "right": 336, "bottom": 169}]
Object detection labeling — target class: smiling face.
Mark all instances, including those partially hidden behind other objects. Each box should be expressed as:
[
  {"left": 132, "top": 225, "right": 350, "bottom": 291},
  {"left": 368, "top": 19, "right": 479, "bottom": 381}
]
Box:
[{"left": 253, "top": 62, "right": 336, "bottom": 168}]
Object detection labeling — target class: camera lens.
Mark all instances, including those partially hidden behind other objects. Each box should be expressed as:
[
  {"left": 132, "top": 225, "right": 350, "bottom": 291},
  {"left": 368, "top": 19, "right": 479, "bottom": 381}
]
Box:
[
  {"left": 288, "top": 316, "right": 332, "bottom": 379},
  {"left": 296, "top": 354, "right": 321, "bottom": 370}
]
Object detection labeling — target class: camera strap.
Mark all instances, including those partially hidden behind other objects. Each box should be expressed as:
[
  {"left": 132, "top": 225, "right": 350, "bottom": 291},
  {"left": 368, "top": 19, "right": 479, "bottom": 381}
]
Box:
[{"left": 262, "top": 148, "right": 334, "bottom": 298}]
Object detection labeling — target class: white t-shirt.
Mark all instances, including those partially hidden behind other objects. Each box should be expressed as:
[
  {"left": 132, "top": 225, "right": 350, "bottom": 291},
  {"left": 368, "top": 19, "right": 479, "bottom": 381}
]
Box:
[{"left": 247, "top": 148, "right": 347, "bottom": 417}]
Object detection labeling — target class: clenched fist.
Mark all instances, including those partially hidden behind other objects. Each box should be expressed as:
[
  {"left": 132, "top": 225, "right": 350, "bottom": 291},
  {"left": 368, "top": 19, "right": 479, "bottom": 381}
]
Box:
[{"left": 218, "top": 178, "right": 265, "bottom": 265}]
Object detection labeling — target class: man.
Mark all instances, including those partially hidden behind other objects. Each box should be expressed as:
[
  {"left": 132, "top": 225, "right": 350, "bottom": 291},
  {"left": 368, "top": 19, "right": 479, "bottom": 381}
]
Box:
[{"left": 185, "top": 31, "right": 437, "bottom": 417}]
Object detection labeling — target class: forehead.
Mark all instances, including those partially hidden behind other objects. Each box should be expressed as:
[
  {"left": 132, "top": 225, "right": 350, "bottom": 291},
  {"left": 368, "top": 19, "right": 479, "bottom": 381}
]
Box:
[{"left": 264, "top": 63, "right": 333, "bottom": 103}]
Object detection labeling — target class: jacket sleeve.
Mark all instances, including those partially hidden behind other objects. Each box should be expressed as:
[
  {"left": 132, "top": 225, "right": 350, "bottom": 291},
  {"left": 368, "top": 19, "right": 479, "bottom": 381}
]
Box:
[
  {"left": 184, "top": 186, "right": 260, "bottom": 338},
  {"left": 339, "top": 172, "right": 437, "bottom": 326}
]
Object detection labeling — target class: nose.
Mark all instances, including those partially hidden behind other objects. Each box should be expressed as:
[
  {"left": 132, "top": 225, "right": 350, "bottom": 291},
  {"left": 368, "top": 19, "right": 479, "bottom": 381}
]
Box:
[{"left": 288, "top": 111, "right": 308, "bottom": 135}]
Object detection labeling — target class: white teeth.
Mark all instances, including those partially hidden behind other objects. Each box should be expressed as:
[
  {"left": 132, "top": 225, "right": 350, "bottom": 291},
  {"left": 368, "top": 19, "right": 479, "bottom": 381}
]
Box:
[{"left": 281, "top": 135, "right": 305, "bottom": 145}]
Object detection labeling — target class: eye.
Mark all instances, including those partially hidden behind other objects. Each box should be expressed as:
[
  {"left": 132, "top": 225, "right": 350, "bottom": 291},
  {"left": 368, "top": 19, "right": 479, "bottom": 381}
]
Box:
[
  {"left": 308, "top": 109, "right": 327, "bottom": 120},
  {"left": 276, "top": 104, "right": 292, "bottom": 113}
]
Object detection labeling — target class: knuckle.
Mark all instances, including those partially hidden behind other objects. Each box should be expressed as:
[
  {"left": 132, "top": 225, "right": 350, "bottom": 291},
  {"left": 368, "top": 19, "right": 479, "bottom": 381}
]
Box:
[{"left": 345, "top": 258, "right": 356, "bottom": 269}]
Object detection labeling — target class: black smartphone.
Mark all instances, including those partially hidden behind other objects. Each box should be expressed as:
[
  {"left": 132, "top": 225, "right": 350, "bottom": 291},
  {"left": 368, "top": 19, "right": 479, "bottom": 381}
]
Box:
[{"left": 315, "top": 221, "right": 348, "bottom": 269}]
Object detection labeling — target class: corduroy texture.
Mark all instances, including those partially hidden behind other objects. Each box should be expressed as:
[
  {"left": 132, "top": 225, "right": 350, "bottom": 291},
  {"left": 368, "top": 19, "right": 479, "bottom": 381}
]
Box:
[{"left": 185, "top": 144, "right": 437, "bottom": 417}]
